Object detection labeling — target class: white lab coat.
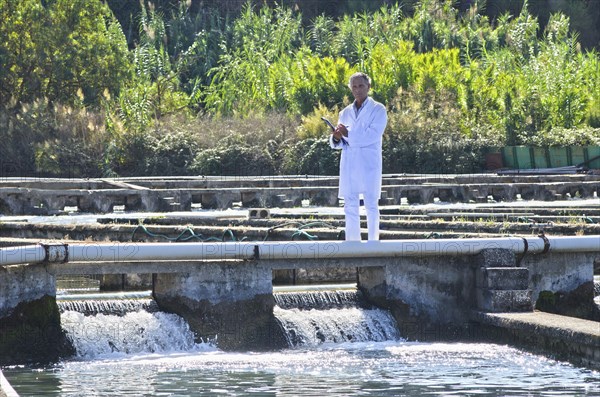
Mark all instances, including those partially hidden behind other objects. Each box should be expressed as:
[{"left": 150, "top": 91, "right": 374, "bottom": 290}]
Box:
[{"left": 330, "top": 97, "right": 387, "bottom": 199}]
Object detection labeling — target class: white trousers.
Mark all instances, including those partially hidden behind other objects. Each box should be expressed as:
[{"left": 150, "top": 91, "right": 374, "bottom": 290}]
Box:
[{"left": 343, "top": 193, "right": 380, "bottom": 241}]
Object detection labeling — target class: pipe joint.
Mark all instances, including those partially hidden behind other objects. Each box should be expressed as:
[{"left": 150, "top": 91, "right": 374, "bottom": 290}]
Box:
[
  {"left": 516, "top": 237, "right": 529, "bottom": 266},
  {"left": 538, "top": 232, "right": 551, "bottom": 254},
  {"left": 253, "top": 245, "right": 260, "bottom": 260},
  {"left": 41, "top": 243, "right": 69, "bottom": 263}
]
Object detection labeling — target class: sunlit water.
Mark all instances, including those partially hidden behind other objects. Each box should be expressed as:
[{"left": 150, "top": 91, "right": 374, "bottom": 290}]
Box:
[{"left": 4, "top": 342, "right": 599, "bottom": 396}]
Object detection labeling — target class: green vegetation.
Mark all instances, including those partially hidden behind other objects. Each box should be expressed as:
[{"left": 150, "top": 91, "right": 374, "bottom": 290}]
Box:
[{"left": 1, "top": 0, "right": 599, "bottom": 177}]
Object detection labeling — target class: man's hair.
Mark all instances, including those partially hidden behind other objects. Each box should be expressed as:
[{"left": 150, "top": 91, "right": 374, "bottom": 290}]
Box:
[{"left": 348, "top": 72, "right": 371, "bottom": 87}]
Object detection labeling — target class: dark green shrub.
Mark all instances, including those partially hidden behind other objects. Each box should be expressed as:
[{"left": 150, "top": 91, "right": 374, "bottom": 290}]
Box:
[
  {"left": 191, "top": 136, "right": 276, "bottom": 176},
  {"left": 145, "top": 130, "right": 198, "bottom": 176},
  {"left": 104, "top": 132, "right": 153, "bottom": 177},
  {"left": 281, "top": 138, "right": 340, "bottom": 176},
  {"left": 35, "top": 139, "right": 103, "bottom": 178}
]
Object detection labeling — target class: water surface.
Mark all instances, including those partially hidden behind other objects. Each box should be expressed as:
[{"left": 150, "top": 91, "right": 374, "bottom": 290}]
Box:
[{"left": 4, "top": 341, "right": 599, "bottom": 396}]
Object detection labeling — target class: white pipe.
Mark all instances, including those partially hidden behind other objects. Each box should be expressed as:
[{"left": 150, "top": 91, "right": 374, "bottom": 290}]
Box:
[
  {"left": 540, "top": 235, "right": 600, "bottom": 252},
  {"left": 1, "top": 236, "right": 598, "bottom": 267},
  {"left": 0, "top": 244, "right": 47, "bottom": 266}
]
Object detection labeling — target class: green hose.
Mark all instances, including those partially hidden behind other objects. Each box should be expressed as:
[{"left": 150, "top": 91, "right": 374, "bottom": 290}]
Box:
[
  {"left": 132, "top": 224, "right": 241, "bottom": 242},
  {"left": 131, "top": 221, "right": 339, "bottom": 242}
]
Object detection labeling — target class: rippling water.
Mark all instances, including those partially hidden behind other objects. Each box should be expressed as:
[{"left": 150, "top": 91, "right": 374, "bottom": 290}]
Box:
[
  {"left": 4, "top": 341, "right": 599, "bottom": 396},
  {"left": 3, "top": 283, "right": 600, "bottom": 396}
]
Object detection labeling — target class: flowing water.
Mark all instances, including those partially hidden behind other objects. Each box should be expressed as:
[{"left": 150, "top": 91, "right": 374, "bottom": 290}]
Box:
[
  {"left": 594, "top": 275, "right": 600, "bottom": 306},
  {"left": 273, "top": 288, "right": 400, "bottom": 346},
  {"left": 5, "top": 342, "right": 599, "bottom": 397},
  {"left": 57, "top": 291, "right": 159, "bottom": 316},
  {"left": 2, "top": 289, "right": 599, "bottom": 396}
]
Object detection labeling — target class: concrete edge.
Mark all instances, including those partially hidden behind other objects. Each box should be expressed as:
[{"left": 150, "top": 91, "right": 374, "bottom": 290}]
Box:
[
  {"left": 0, "top": 370, "right": 19, "bottom": 397},
  {"left": 472, "top": 311, "right": 600, "bottom": 342},
  {"left": 472, "top": 310, "right": 600, "bottom": 369}
]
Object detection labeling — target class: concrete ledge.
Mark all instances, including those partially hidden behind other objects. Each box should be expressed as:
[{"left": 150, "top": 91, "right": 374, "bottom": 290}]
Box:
[{"left": 472, "top": 311, "right": 600, "bottom": 370}]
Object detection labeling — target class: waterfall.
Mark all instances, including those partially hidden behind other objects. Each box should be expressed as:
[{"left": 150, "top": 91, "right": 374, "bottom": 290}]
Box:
[
  {"left": 274, "top": 289, "right": 370, "bottom": 310},
  {"left": 58, "top": 298, "right": 159, "bottom": 316},
  {"left": 273, "top": 287, "right": 401, "bottom": 347},
  {"left": 58, "top": 291, "right": 160, "bottom": 316},
  {"left": 58, "top": 291, "right": 206, "bottom": 358},
  {"left": 58, "top": 286, "right": 401, "bottom": 356}
]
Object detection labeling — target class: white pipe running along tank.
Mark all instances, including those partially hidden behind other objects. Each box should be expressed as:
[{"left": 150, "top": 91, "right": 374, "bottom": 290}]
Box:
[{"left": 0, "top": 236, "right": 598, "bottom": 266}]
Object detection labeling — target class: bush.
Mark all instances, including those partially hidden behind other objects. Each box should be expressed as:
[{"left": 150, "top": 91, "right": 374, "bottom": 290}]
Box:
[
  {"left": 383, "top": 87, "right": 493, "bottom": 174},
  {"left": 0, "top": 100, "right": 108, "bottom": 178},
  {"left": 382, "top": 129, "right": 487, "bottom": 174},
  {"left": 0, "top": 103, "right": 47, "bottom": 177},
  {"left": 35, "top": 139, "right": 103, "bottom": 178},
  {"left": 144, "top": 130, "right": 199, "bottom": 176},
  {"left": 281, "top": 138, "right": 340, "bottom": 176},
  {"left": 530, "top": 127, "right": 600, "bottom": 146},
  {"left": 297, "top": 104, "right": 341, "bottom": 140},
  {"left": 104, "top": 127, "right": 201, "bottom": 177},
  {"left": 191, "top": 136, "right": 276, "bottom": 176},
  {"left": 104, "top": 132, "right": 153, "bottom": 177}
]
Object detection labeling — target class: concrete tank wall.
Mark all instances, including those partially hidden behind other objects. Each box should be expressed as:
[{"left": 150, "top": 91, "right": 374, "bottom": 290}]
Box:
[
  {"left": 357, "top": 249, "right": 598, "bottom": 331},
  {"left": 384, "top": 256, "right": 476, "bottom": 324},
  {"left": 0, "top": 263, "right": 73, "bottom": 365},
  {"left": 0, "top": 263, "right": 55, "bottom": 318},
  {"left": 525, "top": 251, "right": 596, "bottom": 300},
  {"left": 152, "top": 261, "right": 287, "bottom": 350}
]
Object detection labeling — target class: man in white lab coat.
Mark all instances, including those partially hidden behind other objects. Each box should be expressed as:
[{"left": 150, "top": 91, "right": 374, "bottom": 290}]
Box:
[{"left": 330, "top": 72, "right": 387, "bottom": 241}]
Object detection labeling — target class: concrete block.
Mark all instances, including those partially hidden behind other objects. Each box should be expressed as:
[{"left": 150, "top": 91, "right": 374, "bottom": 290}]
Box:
[
  {"left": 158, "top": 196, "right": 179, "bottom": 212},
  {"left": 476, "top": 267, "right": 529, "bottom": 290},
  {"left": 267, "top": 193, "right": 289, "bottom": 207},
  {"left": 358, "top": 266, "right": 386, "bottom": 302},
  {"left": 476, "top": 288, "right": 533, "bottom": 312},
  {"left": 520, "top": 186, "right": 535, "bottom": 200},
  {"left": 476, "top": 248, "right": 516, "bottom": 267},
  {"left": 491, "top": 187, "right": 512, "bottom": 202}
]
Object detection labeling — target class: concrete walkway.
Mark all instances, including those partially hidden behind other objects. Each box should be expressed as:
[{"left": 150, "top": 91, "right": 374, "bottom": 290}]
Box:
[{"left": 473, "top": 311, "right": 600, "bottom": 370}]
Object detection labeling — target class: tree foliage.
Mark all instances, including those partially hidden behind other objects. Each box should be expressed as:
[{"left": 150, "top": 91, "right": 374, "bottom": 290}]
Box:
[
  {"left": 0, "top": 0, "right": 130, "bottom": 107},
  {"left": 1, "top": 0, "right": 600, "bottom": 178}
]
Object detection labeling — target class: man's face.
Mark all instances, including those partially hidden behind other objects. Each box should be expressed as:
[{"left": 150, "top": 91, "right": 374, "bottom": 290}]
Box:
[{"left": 350, "top": 77, "right": 370, "bottom": 104}]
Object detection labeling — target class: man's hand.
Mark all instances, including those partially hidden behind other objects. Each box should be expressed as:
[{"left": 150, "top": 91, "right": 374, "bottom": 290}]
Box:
[
  {"left": 335, "top": 124, "right": 348, "bottom": 138},
  {"left": 332, "top": 129, "right": 343, "bottom": 141}
]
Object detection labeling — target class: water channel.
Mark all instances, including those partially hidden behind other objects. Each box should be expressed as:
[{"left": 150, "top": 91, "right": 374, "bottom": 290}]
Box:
[{"left": 3, "top": 289, "right": 599, "bottom": 396}]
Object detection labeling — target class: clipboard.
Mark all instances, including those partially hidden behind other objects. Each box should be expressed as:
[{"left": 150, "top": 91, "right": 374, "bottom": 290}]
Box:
[{"left": 321, "top": 117, "right": 336, "bottom": 131}]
